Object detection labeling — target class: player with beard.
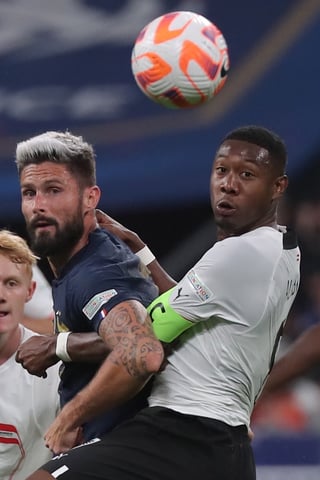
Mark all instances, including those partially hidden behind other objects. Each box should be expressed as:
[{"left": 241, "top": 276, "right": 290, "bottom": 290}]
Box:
[
  {"left": 14, "top": 130, "right": 162, "bottom": 449},
  {"left": 25, "top": 126, "right": 301, "bottom": 480}
]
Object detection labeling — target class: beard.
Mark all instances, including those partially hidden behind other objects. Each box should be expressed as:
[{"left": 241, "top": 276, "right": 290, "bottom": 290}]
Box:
[{"left": 26, "top": 212, "right": 85, "bottom": 258}]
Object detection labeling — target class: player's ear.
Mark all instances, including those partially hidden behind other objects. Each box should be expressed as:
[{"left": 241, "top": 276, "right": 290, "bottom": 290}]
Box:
[
  {"left": 272, "top": 175, "right": 288, "bottom": 200},
  {"left": 85, "top": 186, "right": 101, "bottom": 209},
  {"left": 26, "top": 280, "right": 36, "bottom": 303}
]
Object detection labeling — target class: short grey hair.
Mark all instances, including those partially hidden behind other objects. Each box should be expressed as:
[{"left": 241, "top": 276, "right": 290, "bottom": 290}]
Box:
[{"left": 15, "top": 130, "right": 97, "bottom": 186}]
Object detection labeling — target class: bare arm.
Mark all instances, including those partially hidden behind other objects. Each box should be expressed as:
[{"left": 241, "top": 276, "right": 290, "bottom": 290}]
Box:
[
  {"left": 44, "top": 299, "right": 164, "bottom": 453},
  {"left": 15, "top": 331, "right": 109, "bottom": 377},
  {"left": 261, "top": 324, "right": 320, "bottom": 398},
  {"left": 96, "top": 209, "right": 177, "bottom": 293}
]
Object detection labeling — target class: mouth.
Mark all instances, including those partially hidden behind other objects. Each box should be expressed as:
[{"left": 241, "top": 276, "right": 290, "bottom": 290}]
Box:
[
  {"left": 0, "top": 311, "right": 9, "bottom": 318},
  {"left": 215, "top": 200, "right": 236, "bottom": 217},
  {"left": 33, "top": 221, "right": 55, "bottom": 232}
]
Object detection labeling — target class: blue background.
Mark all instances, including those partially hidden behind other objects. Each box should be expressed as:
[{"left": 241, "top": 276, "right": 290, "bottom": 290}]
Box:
[{"left": 0, "top": 0, "right": 319, "bottom": 222}]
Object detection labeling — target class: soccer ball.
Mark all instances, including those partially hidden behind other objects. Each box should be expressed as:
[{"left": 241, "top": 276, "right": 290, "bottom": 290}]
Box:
[{"left": 131, "top": 11, "right": 229, "bottom": 109}]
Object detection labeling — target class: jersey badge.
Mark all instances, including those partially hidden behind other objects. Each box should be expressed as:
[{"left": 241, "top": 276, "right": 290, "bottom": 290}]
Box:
[
  {"left": 83, "top": 289, "right": 117, "bottom": 320},
  {"left": 187, "top": 269, "right": 211, "bottom": 301}
]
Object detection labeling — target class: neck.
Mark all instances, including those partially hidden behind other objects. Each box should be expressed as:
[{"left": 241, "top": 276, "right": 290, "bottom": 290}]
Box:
[{"left": 216, "top": 219, "right": 278, "bottom": 241}]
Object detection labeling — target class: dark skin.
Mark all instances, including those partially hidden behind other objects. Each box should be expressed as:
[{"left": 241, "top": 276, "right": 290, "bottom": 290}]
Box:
[
  {"left": 211, "top": 139, "right": 287, "bottom": 240},
  {"left": 16, "top": 332, "right": 109, "bottom": 378}
]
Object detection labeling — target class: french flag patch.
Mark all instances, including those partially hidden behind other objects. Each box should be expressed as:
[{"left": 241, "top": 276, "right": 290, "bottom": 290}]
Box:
[{"left": 99, "top": 308, "right": 108, "bottom": 320}]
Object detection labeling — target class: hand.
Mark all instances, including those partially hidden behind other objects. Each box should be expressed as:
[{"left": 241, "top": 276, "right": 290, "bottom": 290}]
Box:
[
  {"left": 96, "top": 209, "right": 144, "bottom": 252},
  {"left": 15, "top": 334, "right": 59, "bottom": 378},
  {"left": 45, "top": 416, "right": 84, "bottom": 454}
]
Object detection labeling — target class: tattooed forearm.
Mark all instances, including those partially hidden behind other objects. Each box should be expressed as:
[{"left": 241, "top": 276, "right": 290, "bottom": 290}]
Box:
[{"left": 99, "top": 300, "right": 164, "bottom": 377}]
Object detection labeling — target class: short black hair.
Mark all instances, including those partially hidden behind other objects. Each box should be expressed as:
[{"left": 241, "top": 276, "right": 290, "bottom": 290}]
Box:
[{"left": 223, "top": 125, "right": 287, "bottom": 174}]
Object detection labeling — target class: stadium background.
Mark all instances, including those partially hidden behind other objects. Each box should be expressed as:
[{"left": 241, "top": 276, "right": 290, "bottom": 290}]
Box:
[{"left": 1, "top": 1, "right": 320, "bottom": 478}]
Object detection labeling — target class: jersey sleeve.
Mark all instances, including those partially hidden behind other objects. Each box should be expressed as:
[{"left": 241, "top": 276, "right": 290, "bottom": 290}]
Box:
[
  {"left": 76, "top": 263, "right": 158, "bottom": 332},
  {"left": 149, "top": 235, "right": 280, "bottom": 342}
]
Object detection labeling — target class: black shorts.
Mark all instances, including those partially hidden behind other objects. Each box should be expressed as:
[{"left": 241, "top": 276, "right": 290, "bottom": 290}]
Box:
[{"left": 41, "top": 407, "right": 256, "bottom": 480}]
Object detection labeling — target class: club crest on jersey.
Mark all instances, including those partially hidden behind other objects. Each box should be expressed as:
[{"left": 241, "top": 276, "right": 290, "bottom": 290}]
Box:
[
  {"left": 187, "top": 269, "right": 211, "bottom": 301},
  {"left": 83, "top": 289, "right": 118, "bottom": 320}
]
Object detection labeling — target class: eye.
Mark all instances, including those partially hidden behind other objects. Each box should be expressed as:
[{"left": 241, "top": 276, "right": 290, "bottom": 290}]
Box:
[
  {"left": 22, "top": 189, "right": 35, "bottom": 198},
  {"left": 241, "top": 171, "right": 254, "bottom": 178},
  {"left": 7, "top": 279, "right": 18, "bottom": 288},
  {"left": 215, "top": 166, "right": 227, "bottom": 174}
]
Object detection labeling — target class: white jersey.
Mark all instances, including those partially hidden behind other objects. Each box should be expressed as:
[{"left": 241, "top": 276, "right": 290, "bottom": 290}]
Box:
[
  {"left": 149, "top": 226, "right": 300, "bottom": 427},
  {"left": 24, "top": 265, "right": 53, "bottom": 319},
  {"left": 0, "top": 326, "right": 60, "bottom": 480}
]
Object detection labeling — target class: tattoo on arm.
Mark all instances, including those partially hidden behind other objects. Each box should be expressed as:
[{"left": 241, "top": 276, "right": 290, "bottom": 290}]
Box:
[{"left": 99, "top": 300, "right": 163, "bottom": 377}]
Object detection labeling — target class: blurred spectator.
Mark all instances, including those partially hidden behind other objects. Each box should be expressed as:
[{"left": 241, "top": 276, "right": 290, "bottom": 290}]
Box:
[
  {"left": 252, "top": 196, "right": 320, "bottom": 437},
  {"left": 252, "top": 377, "right": 320, "bottom": 434},
  {"left": 294, "top": 200, "right": 320, "bottom": 275},
  {"left": 281, "top": 199, "right": 320, "bottom": 342},
  {"left": 285, "top": 269, "right": 320, "bottom": 342}
]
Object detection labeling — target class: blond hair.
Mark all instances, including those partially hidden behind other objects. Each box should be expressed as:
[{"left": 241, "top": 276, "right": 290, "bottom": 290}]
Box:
[{"left": 0, "top": 230, "right": 38, "bottom": 278}]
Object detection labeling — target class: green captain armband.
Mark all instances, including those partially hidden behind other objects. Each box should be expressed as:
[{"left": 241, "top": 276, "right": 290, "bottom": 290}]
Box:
[{"left": 147, "top": 288, "right": 193, "bottom": 343}]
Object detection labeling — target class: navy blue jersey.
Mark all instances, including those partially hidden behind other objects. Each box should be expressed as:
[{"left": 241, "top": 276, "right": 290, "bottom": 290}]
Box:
[{"left": 52, "top": 228, "right": 158, "bottom": 441}]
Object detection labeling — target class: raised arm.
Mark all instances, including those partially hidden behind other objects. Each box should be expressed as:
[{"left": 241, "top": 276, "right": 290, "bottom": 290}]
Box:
[
  {"left": 96, "top": 209, "right": 177, "bottom": 293},
  {"left": 15, "top": 332, "right": 109, "bottom": 378},
  {"left": 44, "top": 299, "right": 164, "bottom": 453}
]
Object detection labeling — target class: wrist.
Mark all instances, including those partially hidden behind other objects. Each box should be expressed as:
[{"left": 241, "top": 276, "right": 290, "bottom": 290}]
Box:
[
  {"left": 126, "top": 233, "right": 145, "bottom": 253},
  {"left": 135, "top": 245, "right": 155, "bottom": 266},
  {"left": 56, "top": 332, "right": 72, "bottom": 362}
]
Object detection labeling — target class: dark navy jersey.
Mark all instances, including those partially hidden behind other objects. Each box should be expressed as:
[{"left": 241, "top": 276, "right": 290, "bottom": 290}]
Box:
[{"left": 52, "top": 228, "right": 158, "bottom": 441}]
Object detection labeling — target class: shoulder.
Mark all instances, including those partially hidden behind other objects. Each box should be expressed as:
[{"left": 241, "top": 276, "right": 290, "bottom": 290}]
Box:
[
  {"left": 215, "top": 227, "right": 283, "bottom": 259},
  {"left": 89, "top": 228, "right": 129, "bottom": 254},
  {"left": 82, "top": 228, "right": 137, "bottom": 268},
  {"left": 224, "top": 226, "right": 282, "bottom": 249},
  {"left": 198, "top": 227, "right": 283, "bottom": 281}
]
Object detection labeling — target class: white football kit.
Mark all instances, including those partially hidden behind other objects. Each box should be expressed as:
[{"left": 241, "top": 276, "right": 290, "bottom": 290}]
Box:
[
  {"left": 149, "top": 226, "right": 300, "bottom": 427},
  {"left": 24, "top": 265, "right": 53, "bottom": 319},
  {"left": 0, "top": 326, "right": 60, "bottom": 480}
]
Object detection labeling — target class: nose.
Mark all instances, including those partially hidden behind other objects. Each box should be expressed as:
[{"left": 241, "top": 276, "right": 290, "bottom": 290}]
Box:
[
  {"left": 32, "top": 192, "right": 46, "bottom": 213},
  {"left": 221, "top": 173, "right": 239, "bottom": 194}
]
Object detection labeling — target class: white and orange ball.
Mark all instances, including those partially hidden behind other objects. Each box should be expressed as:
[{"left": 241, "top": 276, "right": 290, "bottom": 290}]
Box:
[{"left": 131, "top": 11, "right": 230, "bottom": 109}]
